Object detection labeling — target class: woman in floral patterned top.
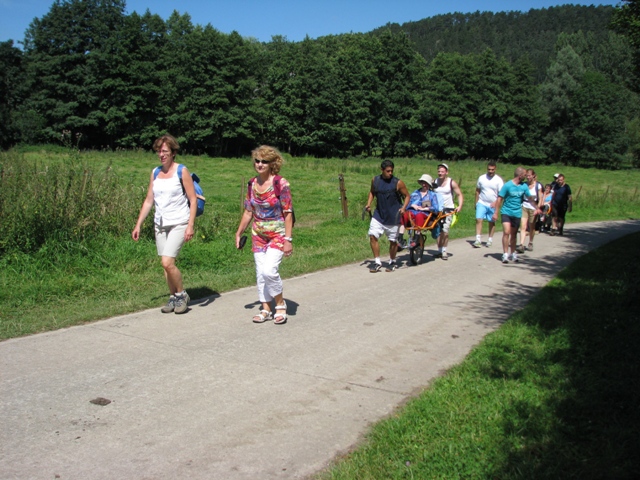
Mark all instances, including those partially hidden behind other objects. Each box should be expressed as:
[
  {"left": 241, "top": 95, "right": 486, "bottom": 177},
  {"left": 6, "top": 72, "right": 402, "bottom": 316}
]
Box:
[{"left": 235, "top": 145, "right": 293, "bottom": 324}]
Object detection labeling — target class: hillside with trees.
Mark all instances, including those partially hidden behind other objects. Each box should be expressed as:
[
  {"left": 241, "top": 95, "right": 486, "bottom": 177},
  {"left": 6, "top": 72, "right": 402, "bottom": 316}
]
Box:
[
  {"left": 0, "top": 0, "right": 638, "bottom": 168},
  {"left": 373, "top": 5, "right": 618, "bottom": 82}
]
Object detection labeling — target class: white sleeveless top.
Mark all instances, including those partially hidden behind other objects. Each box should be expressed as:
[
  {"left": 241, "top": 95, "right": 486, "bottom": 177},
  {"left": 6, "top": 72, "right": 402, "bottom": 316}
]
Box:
[
  {"left": 434, "top": 177, "right": 455, "bottom": 209},
  {"left": 152, "top": 170, "right": 190, "bottom": 226},
  {"left": 523, "top": 183, "right": 538, "bottom": 210}
]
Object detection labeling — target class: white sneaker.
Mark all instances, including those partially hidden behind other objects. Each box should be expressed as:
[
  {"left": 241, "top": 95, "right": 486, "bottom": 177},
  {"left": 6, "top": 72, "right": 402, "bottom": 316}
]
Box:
[
  {"left": 486, "top": 239, "right": 492, "bottom": 247},
  {"left": 473, "top": 239, "right": 482, "bottom": 248},
  {"left": 512, "top": 252, "right": 519, "bottom": 263},
  {"left": 502, "top": 253, "right": 509, "bottom": 263}
]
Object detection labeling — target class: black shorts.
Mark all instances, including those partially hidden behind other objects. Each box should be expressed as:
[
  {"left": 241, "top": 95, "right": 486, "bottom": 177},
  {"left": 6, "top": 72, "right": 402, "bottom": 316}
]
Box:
[
  {"left": 552, "top": 204, "right": 568, "bottom": 220},
  {"left": 501, "top": 214, "right": 521, "bottom": 229}
]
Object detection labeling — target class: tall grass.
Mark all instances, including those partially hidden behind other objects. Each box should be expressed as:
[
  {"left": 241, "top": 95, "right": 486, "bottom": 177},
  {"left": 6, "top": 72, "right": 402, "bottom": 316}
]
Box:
[
  {"left": 1, "top": 147, "right": 639, "bottom": 340},
  {"left": 0, "top": 150, "right": 143, "bottom": 253}
]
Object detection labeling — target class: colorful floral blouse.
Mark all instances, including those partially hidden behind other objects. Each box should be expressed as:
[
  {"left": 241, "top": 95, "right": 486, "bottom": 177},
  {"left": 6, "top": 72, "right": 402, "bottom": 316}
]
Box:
[{"left": 244, "top": 177, "right": 292, "bottom": 253}]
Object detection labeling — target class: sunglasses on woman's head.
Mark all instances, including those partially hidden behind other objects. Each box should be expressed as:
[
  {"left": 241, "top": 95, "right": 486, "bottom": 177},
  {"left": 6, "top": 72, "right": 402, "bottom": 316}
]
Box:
[{"left": 254, "top": 159, "right": 271, "bottom": 165}]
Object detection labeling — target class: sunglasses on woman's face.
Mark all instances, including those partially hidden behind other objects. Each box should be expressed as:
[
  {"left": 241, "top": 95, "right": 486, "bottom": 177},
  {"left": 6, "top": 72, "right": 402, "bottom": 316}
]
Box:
[{"left": 254, "top": 159, "right": 271, "bottom": 165}]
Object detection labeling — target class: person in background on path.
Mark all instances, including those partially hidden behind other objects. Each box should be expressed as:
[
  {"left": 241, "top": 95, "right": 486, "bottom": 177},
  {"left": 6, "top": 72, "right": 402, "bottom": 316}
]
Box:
[
  {"left": 433, "top": 163, "right": 463, "bottom": 260},
  {"left": 473, "top": 160, "right": 503, "bottom": 248},
  {"left": 551, "top": 173, "right": 572, "bottom": 236},
  {"left": 365, "top": 160, "right": 410, "bottom": 272},
  {"left": 539, "top": 184, "right": 554, "bottom": 232},
  {"left": 236, "top": 145, "right": 293, "bottom": 325},
  {"left": 517, "top": 168, "right": 544, "bottom": 253},
  {"left": 492, "top": 167, "right": 540, "bottom": 264},
  {"left": 132, "top": 134, "right": 197, "bottom": 314}
]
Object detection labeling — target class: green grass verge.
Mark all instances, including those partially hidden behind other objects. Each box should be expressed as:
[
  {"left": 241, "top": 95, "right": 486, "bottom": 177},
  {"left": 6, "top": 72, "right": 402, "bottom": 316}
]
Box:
[
  {"left": 1, "top": 148, "right": 639, "bottom": 340},
  {"left": 321, "top": 232, "right": 640, "bottom": 479}
]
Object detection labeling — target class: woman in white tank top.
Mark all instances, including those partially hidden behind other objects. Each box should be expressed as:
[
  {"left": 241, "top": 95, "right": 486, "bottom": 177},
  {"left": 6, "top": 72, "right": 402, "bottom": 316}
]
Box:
[{"left": 132, "top": 134, "right": 198, "bottom": 315}]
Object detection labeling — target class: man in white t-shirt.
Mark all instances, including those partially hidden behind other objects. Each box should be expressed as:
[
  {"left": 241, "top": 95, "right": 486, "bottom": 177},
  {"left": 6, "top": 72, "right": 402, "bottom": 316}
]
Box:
[{"left": 473, "top": 160, "right": 504, "bottom": 248}]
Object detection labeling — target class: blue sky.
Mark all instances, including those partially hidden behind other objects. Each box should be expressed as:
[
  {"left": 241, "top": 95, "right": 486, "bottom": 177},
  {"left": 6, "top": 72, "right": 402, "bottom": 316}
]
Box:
[{"left": 1, "top": 0, "right": 620, "bottom": 46}]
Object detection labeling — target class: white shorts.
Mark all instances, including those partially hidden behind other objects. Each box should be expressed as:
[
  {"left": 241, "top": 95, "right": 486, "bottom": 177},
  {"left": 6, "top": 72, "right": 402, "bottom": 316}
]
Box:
[
  {"left": 155, "top": 222, "right": 187, "bottom": 258},
  {"left": 368, "top": 217, "right": 399, "bottom": 242}
]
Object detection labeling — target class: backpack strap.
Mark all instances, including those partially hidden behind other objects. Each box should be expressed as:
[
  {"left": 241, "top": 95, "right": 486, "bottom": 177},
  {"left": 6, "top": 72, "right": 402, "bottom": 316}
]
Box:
[
  {"left": 247, "top": 177, "right": 256, "bottom": 199},
  {"left": 248, "top": 175, "right": 283, "bottom": 198},
  {"left": 154, "top": 164, "right": 183, "bottom": 180},
  {"left": 273, "top": 175, "right": 282, "bottom": 198}
]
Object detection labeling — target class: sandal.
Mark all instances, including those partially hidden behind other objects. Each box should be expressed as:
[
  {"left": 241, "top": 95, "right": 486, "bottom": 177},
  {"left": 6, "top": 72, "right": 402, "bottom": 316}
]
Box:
[
  {"left": 252, "top": 309, "right": 272, "bottom": 323},
  {"left": 274, "top": 303, "right": 288, "bottom": 325}
]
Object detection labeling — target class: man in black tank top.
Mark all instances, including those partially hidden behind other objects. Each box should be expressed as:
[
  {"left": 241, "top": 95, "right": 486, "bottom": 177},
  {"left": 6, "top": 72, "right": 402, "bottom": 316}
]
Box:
[{"left": 364, "top": 160, "right": 410, "bottom": 272}]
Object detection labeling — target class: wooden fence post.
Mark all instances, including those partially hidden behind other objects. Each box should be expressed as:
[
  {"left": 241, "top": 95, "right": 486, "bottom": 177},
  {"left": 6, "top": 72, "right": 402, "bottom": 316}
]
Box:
[{"left": 339, "top": 174, "right": 348, "bottom": 218}]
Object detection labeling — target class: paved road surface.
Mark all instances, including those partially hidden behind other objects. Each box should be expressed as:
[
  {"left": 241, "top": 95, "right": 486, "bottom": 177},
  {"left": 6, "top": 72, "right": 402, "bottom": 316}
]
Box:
[{"left": 2, "top": 220, "right": 639, "bottom": 479}]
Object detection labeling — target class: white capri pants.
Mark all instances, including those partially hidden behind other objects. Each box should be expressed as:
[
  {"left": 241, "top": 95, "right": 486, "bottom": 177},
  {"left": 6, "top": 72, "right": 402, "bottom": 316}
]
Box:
[{"left": 254, "top": 248, "right": 284, "bottom": 303}]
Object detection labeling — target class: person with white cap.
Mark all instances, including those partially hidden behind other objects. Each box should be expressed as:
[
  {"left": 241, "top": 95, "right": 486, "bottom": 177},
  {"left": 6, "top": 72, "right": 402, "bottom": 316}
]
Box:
[
  {"left": 401, "top": 174, "right": 440, "bottom": 234},
  {"left": 433, "top": 163, "right": 464, "bottom": 260},
  {"left": 473, "top": 160, "right": 503, "bottom": 248}
]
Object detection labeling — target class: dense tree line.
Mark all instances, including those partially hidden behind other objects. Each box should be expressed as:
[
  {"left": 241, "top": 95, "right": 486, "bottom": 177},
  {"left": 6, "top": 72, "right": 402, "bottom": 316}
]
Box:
[
  {"left": 0, "top": 0, "right": 638, "bottom": 168},
  {"left": 375, "top": 5, "right": 619, "bottom": 83}
]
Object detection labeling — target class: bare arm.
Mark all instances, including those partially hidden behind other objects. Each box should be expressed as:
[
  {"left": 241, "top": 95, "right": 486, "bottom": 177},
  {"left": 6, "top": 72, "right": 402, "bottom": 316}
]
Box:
[
  {"left": 365, "top": 178, "right": 375, "bottom": 211},
  {"left": 235, "top": 210, "right": 253, "bottom": 248},
  {"left": 492, "top": 197, "right": 503, "bottom": 222},
  {"left": 537, "top": 185, "right": 544, "bottom": 209},
  {"left": 179, "top": 166, "right": 197, "bottom": 242},
  {"left": 283, "top": 211, "right": 293, "bottom": 255},
  {"left": 132, "top": 172, "right": 155, "bottom": 241},
  {"left": 452, "top": 180, "right": 464, "bottom": 212},
  {"left": 397, "top": 180, "right": 410, "bottom": 213}
]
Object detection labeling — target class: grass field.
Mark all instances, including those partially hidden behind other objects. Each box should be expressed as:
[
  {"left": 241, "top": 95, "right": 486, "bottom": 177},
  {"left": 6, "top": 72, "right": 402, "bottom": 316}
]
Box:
[{"left": 1, "top": 146, "right": 640, "bottom": 340}]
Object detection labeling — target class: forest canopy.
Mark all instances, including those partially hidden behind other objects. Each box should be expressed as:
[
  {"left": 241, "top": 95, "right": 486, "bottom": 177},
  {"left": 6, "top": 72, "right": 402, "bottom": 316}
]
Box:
[{"left": 0, "top": 0, "right": 638, "bottom": 168}]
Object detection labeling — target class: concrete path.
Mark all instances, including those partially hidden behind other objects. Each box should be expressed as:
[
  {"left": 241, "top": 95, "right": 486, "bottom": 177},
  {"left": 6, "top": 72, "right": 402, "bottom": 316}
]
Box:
[{"left": 2, "top": 220, "right": 639, "bottom": 480}]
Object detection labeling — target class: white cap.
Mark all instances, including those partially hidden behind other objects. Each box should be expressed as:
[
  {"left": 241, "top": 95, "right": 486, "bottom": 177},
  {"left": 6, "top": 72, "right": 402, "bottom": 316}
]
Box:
[
  {"left": 418, "top": 174, "right": 434, "bottom": 186},
  {"left": 553, "top": 173, "right": 560, "bottom": 178},
  {"left": 438, "top": 163, "right": 449, "bottom": 171}
]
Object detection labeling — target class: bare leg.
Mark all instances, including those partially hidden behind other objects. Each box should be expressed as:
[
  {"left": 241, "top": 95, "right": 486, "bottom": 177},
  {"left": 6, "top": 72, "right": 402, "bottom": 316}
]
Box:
[
  {"left": 475, "top": 218, "right": 484, "bottom": 237},
  {"left": 501, "top": 223, "right": 511, "bottom": 254},
  {"left": 370, "top": 235, "right": 380, "bottom": 258},
  {"left": 161, "top": 256, "right": 183, "bottom": 295},
  {"left": 519, "top": 217, "right": 528, "bottom": 247},
  {"left": 509, "top": 227, "right": 518, "bottom": 254},
  {"left": 438, "top": 232, "right": 449, "bottom": 250},
  {"left": 488, "top": 221, "right": 496, "bottom": 238},
  {"left": 389, "top": 241, "right": 398, "bottom": 261}
]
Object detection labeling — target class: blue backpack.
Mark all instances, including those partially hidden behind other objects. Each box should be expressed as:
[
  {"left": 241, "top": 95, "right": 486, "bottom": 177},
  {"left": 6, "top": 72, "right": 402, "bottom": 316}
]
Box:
[{"left": 153, "top": 164, "right": 205, "bottom": 217}]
